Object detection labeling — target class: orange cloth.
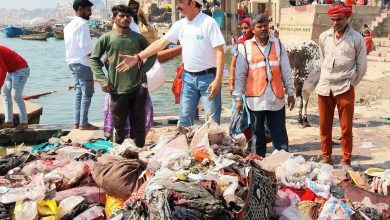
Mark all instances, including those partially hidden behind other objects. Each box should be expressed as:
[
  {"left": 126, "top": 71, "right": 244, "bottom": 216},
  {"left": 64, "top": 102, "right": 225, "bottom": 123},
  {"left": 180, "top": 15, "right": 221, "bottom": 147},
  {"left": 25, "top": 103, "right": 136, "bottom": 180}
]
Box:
[
  {"left": 172, "top": 64, "right": 184, "bottom": 104},
  {"left": 318, "top": 87, "right": 355, "bottom": 165},
  {"left": 327, "top": 4, "right": 353, "bottom": 17}
]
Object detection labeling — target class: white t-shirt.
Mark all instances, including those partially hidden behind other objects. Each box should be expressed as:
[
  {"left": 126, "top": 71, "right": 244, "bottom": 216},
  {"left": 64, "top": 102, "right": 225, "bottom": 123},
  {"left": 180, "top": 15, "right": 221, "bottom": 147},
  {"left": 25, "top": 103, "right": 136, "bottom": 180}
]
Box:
[
  {"left": 129, "top": 17, "right": 140, "bottom": 33},
  {"left": 64, "top": 17, "right": 93, "bottom": 66},
  {"left": 164, "top": 12, "right": 225, "bottom": 72}
]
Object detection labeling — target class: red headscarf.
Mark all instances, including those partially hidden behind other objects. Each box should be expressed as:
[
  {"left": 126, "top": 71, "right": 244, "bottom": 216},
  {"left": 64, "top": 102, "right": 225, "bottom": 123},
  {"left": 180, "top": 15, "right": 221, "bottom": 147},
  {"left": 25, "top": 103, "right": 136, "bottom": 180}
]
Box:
[
  {"left": 235, "top": 18, "right": 252, "bottom": 45},
  {"left": 327, "top": 4, "right": 353, "bottom": 17},
  {"left": 240, "top": 18, "right": 251, "bottom": 28}
]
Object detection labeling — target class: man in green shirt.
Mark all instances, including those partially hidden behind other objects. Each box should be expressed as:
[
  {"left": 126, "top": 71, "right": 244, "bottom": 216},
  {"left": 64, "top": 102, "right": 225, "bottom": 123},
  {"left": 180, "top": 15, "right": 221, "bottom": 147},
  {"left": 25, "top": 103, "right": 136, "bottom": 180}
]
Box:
[{"left": 90, "top": 5, "right": 156, "bottom": 146}]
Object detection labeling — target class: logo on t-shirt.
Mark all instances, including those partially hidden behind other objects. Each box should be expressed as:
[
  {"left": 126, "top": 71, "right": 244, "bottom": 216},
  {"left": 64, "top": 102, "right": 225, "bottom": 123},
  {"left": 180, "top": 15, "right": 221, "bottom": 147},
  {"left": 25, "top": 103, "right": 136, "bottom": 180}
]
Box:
[{"left": 196, "top": 35, "right": 204, "bottom": 40}]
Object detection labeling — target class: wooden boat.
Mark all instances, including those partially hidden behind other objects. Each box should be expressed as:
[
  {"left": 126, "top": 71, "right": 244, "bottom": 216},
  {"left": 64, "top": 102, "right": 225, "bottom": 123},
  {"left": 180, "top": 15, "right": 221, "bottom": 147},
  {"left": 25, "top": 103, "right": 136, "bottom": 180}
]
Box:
[
  {"left": 53, "top": 30, "right": 64, "bottom": 39},
  {"left": 157, "top": 45, "right": 182, "bottom": 63},
  {"left": 20, "top": 33, "right": 48, "bottom": 41},
  {"left": 4, "top": 26, "right": 34, "bottom": 38}
]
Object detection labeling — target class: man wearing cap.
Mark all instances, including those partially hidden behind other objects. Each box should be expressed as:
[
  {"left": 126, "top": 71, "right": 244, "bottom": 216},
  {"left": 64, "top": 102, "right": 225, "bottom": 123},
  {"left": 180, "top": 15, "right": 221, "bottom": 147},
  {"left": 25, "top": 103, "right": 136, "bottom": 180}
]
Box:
[
  {"left": 316, "top": 2, "right": 367, "bottom": 169},
  {"left": 64, "top": 0, "right": 98, "bottom": 130},
  {"left": 117, "top": 0, "right": 225, "bottom": 127}
]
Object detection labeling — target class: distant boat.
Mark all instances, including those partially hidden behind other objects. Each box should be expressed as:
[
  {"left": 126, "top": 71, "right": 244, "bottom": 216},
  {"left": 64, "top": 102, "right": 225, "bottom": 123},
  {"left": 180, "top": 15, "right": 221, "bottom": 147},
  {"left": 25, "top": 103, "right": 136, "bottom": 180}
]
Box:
[
  {"left": 20, "top": 33, "right": 48, "bottom": 41},
  {"left": 53, "top": 30, "right": 64, "bottom": 39},
  {"left": 3, "top": 26, "right": 34, "bottom": 38}
]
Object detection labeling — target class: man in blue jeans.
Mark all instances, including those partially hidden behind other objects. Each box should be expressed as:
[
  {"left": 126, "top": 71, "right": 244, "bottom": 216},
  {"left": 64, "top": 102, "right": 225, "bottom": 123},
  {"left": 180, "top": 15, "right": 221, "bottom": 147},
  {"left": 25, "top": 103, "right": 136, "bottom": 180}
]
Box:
[
  {"left": 116, "top": 0, "right": 225, "bottom": 127},
  {"left": 64, "top": 0, "right": 98, "bottom": 130},
  {"left": 0, "top": 45, "right": 30, "bottom": 132}
]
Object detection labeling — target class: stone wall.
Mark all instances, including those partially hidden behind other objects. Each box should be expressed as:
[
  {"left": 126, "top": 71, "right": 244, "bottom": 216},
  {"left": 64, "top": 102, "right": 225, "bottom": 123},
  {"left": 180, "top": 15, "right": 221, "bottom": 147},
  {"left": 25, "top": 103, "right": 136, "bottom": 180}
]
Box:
[{"left": 279, "top": 4, "right": 380, "bottom": 44}]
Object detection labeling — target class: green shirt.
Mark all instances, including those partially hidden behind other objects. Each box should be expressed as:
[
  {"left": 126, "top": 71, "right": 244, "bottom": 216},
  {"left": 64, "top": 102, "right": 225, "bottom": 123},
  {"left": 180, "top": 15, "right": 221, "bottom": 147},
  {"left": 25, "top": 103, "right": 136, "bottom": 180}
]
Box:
[{"left": 90, "top": 30, "right": 157, "bottom": 95}]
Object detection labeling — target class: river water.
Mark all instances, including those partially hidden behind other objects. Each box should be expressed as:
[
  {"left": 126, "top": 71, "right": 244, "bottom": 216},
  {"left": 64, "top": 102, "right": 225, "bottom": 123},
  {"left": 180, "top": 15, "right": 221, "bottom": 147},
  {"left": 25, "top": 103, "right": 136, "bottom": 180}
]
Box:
[{"left": 0, "top": 33, "right": 232, "bottom": 124}]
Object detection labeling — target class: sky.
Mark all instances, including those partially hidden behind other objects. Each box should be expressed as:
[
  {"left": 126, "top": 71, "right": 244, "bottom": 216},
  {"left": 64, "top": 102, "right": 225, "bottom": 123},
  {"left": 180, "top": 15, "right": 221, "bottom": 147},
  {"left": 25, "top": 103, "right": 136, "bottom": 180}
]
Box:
[{"left": 0, "top": 0, "right": 65, "bottom": 9}]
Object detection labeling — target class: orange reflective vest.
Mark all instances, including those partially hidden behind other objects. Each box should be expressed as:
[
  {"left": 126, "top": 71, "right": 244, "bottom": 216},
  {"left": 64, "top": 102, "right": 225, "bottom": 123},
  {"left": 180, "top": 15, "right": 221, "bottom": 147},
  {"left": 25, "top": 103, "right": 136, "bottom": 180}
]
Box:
[{"left": 243, "top": 39, "right": 285, "bottom": 99}]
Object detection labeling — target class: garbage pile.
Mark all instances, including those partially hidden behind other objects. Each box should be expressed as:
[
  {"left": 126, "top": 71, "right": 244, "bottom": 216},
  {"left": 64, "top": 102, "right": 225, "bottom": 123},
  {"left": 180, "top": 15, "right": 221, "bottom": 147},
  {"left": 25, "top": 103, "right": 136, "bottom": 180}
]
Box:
[{"left": 0, "top": 120, "right": 389, "bottom": 220}]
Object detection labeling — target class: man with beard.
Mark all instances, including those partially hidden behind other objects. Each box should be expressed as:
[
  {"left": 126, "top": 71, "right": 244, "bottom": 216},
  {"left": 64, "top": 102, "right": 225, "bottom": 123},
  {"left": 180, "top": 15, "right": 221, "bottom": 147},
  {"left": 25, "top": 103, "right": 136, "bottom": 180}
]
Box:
[
  {"left": 316, "top": 2, "right": 366, "bottom": 170},
  {"left": 64, "top": 0, "right": 98, "bottom": 130},
  {"left": 116, "top": 0, "right": 225, "bottom": 128},
  {"left": 233, "top": 14, "right": 296, "bottom": 157},
  {"left": 90, "top": 5, "right": 156, "bottom": 146}
]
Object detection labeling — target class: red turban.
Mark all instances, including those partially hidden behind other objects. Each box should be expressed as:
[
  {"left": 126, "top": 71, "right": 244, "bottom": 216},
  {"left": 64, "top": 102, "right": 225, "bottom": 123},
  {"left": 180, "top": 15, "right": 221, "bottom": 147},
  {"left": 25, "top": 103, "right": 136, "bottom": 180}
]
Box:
[
  {"left": 328, "top": 5, "right": 353, "bottom": 17},
  {"left": 241, "top": 18, "right": 251, "bottom": 27}
]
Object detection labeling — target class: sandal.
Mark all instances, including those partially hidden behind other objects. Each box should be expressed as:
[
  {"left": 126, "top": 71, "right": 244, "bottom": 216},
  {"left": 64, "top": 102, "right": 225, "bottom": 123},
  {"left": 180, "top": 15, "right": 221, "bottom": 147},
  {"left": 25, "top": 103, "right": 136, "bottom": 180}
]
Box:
[
  {"left": 0, "top": 151, "right": 35, "bottom": 175},
  {"left": 14, "top": 123, "right": 28, "bottom": 132},
  {"left": 2, "top": 122, "right": 14, "bottom": 128}
]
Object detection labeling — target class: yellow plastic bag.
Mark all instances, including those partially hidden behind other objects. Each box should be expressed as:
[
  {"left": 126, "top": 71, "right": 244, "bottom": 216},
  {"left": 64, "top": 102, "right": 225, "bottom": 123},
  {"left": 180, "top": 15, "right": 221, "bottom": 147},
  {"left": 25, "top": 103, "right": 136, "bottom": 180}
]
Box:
[
  {"left": 105, "top": 195, "right": 125, "bottom": 218},
  {"left": 37, "top": 199, "right": 57, "bottom": 220}
]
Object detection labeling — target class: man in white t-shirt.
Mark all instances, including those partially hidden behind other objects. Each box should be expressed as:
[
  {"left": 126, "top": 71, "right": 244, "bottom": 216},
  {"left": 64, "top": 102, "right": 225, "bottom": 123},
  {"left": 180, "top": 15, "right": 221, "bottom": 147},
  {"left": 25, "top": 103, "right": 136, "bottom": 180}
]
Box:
[
  {"left": 117, "top": 0, "right": 225, "bottom": 127},
  {"left": 64, "top": 0, "right": 98, "bottom": 130}
]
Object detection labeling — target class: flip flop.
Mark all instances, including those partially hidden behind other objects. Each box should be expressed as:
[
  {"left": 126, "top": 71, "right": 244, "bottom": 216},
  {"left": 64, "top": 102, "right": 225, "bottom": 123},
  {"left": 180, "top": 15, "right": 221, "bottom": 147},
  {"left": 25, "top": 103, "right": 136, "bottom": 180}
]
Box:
[{"left": 0, "top": 151, "right": 34, "bottom": 176}]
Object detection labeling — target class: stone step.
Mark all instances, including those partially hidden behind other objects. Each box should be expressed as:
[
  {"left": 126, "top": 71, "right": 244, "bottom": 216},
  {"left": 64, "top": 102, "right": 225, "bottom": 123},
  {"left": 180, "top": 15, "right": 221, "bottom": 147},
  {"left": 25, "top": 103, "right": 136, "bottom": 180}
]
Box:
[
  {"left": 373, "top": 46, "right": 390, "bottom": 53},
  {"left": 373, "top": 38, "right": 390, "bottom": 47},
  {"left": 369, "top": 50, "right": 390, "bottom": 57},
  {"left": 367, "top": 55, "right": 387, "bottom": 62}
]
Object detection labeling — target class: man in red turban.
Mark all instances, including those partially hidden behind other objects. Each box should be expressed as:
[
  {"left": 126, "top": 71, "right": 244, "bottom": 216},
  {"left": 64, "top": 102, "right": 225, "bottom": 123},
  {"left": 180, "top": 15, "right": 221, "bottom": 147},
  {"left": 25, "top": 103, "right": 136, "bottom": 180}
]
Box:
[{"left": 310, "top": 2, "right": 367, "bottom": 171}]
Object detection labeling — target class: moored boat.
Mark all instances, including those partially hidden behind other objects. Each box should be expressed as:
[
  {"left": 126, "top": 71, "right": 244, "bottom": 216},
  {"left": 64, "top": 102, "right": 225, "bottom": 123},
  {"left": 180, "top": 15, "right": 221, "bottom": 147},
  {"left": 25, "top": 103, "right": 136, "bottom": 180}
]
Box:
[
  {"left": 20, "top": 33, "right": 48, "bottom": 41},
  {"left": 3, "top": 26, "right": 34, "bottom": 38},
  {"left": 53, "top": 30, "right": 64, "bottom": 39}
]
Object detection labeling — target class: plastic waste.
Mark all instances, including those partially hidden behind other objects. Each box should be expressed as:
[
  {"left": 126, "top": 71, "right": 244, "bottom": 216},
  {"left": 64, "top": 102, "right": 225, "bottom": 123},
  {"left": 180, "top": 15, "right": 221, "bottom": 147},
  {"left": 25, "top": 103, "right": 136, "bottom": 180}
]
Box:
[
  {"left": 0, "top": 173, "right": 46, "bottom": 203},
  {"left": 318, "top": 196, "right": 354, "bottom": 220},
  {"left": 306, "top": 178, "right": 330, "bottom": 199},
  {"left": 105, "top": 195, "right": 125, "bottom": 218},
  {"left": 14, "top": 200, "right": 38, "bottom": 220},
  {"left": 57, "top": 196, "right": 85, "bottom": 219},
  {"left": 37, "top": 199, "right": 57, "bottom": 219},
  {"left": 359, "top": 142, "right": 378, "bottom": 149},
  {"left": 190, "top": 120, "right": 218, "bottom": 162},
  {"left": 316, "top": 164, "right": 333, "bottom": 185},
  {"left": 146, "top": 60, "right": 166, "bottom": 93},
  {"left": 280, "top": 205, "right": 311, "bottom": 220}
]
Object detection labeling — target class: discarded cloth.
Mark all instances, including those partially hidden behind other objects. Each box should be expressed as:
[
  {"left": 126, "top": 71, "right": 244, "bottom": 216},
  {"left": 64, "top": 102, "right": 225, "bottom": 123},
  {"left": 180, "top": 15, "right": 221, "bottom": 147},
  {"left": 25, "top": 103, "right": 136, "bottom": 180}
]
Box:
[
  {"left": 32, "top": 142, "right": 61, "bottom": 153},
  {"left": 83, "top": 140, "right": 113, "bottom": 154},
  {"left": 92, "top": 154, "right": 146, "bottom": 200},
  {"left": 340, "top": 180, "right": 390, "bottom": 205}
]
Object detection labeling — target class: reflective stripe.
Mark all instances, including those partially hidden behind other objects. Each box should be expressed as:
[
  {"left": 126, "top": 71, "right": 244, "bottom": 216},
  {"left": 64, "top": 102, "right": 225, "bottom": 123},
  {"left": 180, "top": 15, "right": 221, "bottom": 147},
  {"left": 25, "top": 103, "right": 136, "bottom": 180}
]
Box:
[{"left": 249, "top": 60, "right": 280, "bottom": 68}]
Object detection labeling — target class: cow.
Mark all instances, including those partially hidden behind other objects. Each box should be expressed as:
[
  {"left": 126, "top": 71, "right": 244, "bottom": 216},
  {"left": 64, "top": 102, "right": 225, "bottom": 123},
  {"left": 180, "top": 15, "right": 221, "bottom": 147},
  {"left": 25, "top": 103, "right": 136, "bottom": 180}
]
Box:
[{"left": 286, "top": 40, "right": 321, "bottom": 128}]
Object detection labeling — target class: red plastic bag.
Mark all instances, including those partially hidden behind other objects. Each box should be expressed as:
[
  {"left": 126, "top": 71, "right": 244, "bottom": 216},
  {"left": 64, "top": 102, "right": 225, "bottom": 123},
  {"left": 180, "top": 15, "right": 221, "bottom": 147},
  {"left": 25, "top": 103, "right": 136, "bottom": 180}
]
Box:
[{"left": 172, "top": 64, "right": 184, "bottom": 104}]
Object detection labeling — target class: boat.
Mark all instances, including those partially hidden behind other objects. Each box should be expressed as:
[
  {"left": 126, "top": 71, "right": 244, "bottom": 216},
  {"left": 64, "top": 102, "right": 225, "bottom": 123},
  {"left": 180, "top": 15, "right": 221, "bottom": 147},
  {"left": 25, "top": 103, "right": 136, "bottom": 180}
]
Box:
[
  {"left": 20, "top": 33, "right": 48, "bottom": 41},
  {"left": 53, "top": 30, "right": 64, "bottom": 39},
  {"left": 3, "top": 26, "right": 34, "bottom": 38}
]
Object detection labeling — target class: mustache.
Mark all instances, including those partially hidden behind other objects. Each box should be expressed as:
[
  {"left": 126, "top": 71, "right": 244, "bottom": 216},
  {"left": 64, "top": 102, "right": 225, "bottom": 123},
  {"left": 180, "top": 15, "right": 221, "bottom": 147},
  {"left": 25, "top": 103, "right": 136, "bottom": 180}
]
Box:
[{"left": 177, "top": 7, "right": 183, "bottom": 11}]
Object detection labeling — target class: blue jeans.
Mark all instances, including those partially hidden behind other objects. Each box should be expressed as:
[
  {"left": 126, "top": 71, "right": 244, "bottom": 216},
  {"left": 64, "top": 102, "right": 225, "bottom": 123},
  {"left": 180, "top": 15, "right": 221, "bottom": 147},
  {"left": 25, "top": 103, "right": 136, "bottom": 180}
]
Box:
[
  {"left": 249, "top": 107, "right": 289, "bottom": 157},
  {"left": 2, "top": 67, "right": 29, "bottom": 124},
  {"left": 179, "top": 71, "right": 222, "bottom": 127},
  {"left": 69, "top": 63, "right": 94, "bottom": 126}
]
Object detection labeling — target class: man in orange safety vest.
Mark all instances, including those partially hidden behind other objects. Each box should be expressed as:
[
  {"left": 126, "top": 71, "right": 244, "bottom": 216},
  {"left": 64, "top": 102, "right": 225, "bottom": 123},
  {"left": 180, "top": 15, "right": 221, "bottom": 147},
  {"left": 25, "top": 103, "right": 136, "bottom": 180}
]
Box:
[{"left": 233, "top": 14, "right": 296, "bottom": 157}]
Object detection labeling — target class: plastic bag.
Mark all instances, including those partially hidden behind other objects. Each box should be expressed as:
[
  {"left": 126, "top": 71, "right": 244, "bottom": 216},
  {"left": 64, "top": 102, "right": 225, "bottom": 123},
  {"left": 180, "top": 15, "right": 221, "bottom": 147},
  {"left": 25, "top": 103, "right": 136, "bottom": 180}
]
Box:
[
  {"left": 189, "top": 119, "right": 218, "bottom": 162},
  {"left": 229, "top": 105, "right": 250, "bottom": 137},
  {"left": 37, "top": 199, "right": 57, "bottom": 220},
  {"left": 0, "top": 173, "right": 46, "bottom": 203},
  {"left": 318, "top": 197, "right": 354, "bottom": 220},
  {"left": 57, "top": 196, "right": 85, "bottom": 219},
  {"left": 105, "top": 195, "right": 126, "bottom": 218},
  {"left": 280, "top": 205, "right": 311, "bottom": 220},
  {"left": 306, "top": 178, "right": 330, "bottom": 199},
  {"left": 14, "top": 200, "right": 38, "bottom": 220},
  {"left": 316, "top": 164, "right": 333, "bottom": 186},
  {"left": 146, "top": 60, "right": 165, "bottom": 93}
]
